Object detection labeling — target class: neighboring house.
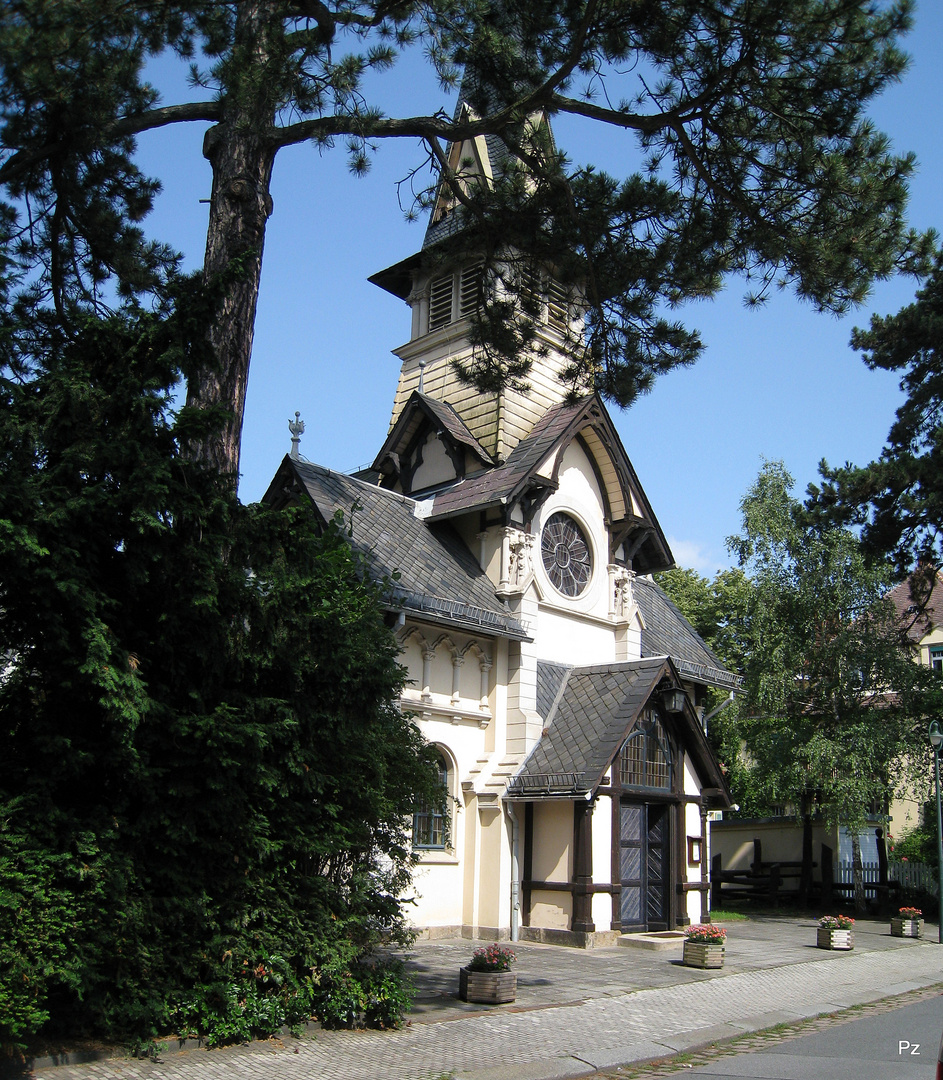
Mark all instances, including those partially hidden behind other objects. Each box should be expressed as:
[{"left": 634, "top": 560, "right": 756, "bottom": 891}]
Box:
[
  {"left": 884, "top": 573, "right": 943, "bottom": 836},
  {"left": 263, "top": 98, "right": 736, "bottom": 945}
]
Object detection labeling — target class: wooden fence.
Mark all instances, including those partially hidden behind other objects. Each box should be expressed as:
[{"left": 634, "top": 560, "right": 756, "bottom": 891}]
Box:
[{"left": 836, "top": 859, "right": 937, "bottom": 897}]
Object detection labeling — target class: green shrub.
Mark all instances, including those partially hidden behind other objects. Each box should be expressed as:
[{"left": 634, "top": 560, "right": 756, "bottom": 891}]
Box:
[
  {"left": 313, "top": 955, "right": 414, "bottom": 1030},
  {"left": 168, "top": 953, "right": 317, "bottom": 1047},
  {"left": 891, "top": 818, "right": 938, "bottom": 867}
]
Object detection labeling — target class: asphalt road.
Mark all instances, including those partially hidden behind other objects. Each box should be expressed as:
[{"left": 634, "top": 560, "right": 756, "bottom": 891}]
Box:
[{"left": 681, "top": 993, "right": 943, "bottom": 1079}]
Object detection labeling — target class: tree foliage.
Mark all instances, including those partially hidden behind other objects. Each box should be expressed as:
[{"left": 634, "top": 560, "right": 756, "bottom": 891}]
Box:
[
  {"left": 815, "top": 251, "right": 943, "bottom": 577},
  {"left": 728, "top": 461, "right": 928, "bottom": 838},
  {"left": 0, "top": 0, "right": 932, "bottom": 474},
  {"left": 655, "top": 564, "right": 754, "bottom": 805},
  {"left": 0, "top": 289, "right": 441, "bottom": 1048}
]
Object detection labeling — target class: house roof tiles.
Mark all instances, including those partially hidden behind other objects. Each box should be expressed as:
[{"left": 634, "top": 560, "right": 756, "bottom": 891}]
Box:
[{"left": 887, "top": 573, "right": 943, "bottom": 644}]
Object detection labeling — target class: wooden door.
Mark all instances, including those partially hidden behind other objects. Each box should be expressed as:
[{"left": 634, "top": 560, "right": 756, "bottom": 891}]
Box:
[{"left": 619, "top": 801, "right": 669, "bottom": 931}]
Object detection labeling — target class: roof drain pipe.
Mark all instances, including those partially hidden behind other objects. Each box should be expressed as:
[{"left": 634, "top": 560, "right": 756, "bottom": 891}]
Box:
[
  {"left": 701, "top": 691, "right": 735, "bottom": 735},
  {"left": 506, "top": 801, "right": 521, "bottom": 943}
]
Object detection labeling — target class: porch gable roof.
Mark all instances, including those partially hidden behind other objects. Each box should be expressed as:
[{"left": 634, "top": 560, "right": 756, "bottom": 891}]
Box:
[{"left": 508, "top": 656, "right": 729, "bottom": 802}]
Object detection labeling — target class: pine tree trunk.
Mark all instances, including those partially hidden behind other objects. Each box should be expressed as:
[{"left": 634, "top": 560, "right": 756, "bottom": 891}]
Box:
[{"left": 185, "top": 0, "right": 277, "bottom": 478}]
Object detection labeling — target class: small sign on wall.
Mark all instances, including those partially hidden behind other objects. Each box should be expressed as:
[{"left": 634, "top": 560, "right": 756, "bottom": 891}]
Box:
[{"left": 687, "top": 836, "right": 702, "bottom": 866}]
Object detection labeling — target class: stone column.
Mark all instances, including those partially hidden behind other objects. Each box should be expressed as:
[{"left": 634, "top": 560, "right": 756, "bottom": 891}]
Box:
[{"left": 421, "top": 646, "right": 435, "bottom": 703}]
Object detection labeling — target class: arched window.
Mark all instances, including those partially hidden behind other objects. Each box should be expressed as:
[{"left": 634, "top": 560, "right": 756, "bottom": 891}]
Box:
[
  {"left": 620, "top": 711, "right": 672, "bottom": 790},
  {"left": 412, "top": 750, "right": 450, "bottom": 850}
]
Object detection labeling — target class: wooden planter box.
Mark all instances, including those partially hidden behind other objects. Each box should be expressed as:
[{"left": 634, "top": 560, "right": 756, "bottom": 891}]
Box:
[
  {"left": 817, "top": 927, "right": 853, "bottom": 950},
  {"left": 682, "top": 940, "right": 725, "bottom": 969},
  {"left": 459, "top": 966, "right": 517, "bottom": 1004},
  {"left": 890, "top": 917, "right": 924, "bottom": 939}
]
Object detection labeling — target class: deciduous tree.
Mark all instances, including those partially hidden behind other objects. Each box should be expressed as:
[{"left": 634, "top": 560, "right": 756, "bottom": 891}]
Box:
[{"left": 730, "top": 461, "right": 927, "bottom": 909}]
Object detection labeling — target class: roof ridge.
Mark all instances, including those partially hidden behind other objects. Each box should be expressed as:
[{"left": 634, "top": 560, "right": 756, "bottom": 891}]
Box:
[{"left": 294, "top": 458, "right": 419, "bottom": 510}]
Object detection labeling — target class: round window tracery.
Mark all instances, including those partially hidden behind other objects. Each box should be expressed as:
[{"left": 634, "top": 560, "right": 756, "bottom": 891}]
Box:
[{"left": 541, "top": 511, "right": 593, "bottom": 597}]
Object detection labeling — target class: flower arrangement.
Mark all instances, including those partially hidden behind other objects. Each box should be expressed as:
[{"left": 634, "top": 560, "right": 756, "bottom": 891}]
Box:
[
  {"left": 684, "top": 924, "right": 727, "bottom": 944},
  {"left": 898, "top": 907, "right": 922, "bottom": 920},
  {"left": 467, "top": 945, "right": 516, "bottom": 972},
  {"left": 819, "top": 914, "right": 854, "bottom": 930}
]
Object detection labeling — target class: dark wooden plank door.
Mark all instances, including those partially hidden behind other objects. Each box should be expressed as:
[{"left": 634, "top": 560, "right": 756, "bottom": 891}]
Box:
[{"left": 620, "top": 801, "right": 669, "bottom": 931}]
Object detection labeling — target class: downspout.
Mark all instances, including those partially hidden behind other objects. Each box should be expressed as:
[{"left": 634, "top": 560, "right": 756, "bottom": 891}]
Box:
[
  {"left": 701, "top": 691, "right": 735, "bottom": 734},
  {"left": 506, "top": 801, "right": 520, "bottom": 942}
]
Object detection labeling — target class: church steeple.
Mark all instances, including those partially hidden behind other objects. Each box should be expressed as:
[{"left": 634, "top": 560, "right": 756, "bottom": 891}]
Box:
[{"left": 369, "top": 93, "right": 588, "bottom": 464}]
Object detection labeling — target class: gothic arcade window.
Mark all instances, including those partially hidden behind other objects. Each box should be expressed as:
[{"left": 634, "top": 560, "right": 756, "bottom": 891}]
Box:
[
  {"left": 620, "top": 711, "right": 672, "bottom": 790},
  {"left": 412, "top": 751, "right": 450, "bottom": 850}
]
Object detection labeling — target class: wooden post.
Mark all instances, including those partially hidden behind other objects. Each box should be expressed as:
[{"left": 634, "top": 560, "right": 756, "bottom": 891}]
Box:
[
  {"left": 769, "top": 864, "right": 782, "bottom": 905},
  {"left": 799, "top": 808, "right": 813, "bottom": 907},
  {"left": 875, "top": 827, "right": 890, "bottom": 918},
  {"left": 571, "top": 800, "right": 596, "bottom": 934},
  {"left": 522, "top": 803, "right": 534, "bottom": 928},
  {"left": 752, "top": 838, "right": 763, "bottom": 873},
  {"left": 711, "top": 853, "right": 723, "bottom": 912}
]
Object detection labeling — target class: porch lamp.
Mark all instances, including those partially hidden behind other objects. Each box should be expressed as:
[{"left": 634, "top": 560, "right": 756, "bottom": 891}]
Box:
[
  {"left": 661, "top": 687, "right": 687, "bottom": 714},
  {"left": 929, "top": 719, "right": 943, "bottom": 944}
]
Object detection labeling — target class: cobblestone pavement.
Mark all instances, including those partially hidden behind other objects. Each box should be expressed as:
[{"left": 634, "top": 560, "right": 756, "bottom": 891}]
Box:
[{"left": 18, "top": 917, "right": 943, "bottom": 1080}]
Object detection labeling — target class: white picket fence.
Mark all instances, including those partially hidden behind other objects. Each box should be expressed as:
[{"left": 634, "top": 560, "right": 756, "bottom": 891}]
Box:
[{"left": 836, "top": 859, "right": 937, "bottom": 896}]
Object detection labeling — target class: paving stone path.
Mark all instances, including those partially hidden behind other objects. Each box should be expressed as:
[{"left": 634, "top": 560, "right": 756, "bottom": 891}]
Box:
[{"left": 21, "top": 919, "right": 943, "bottom": 1080}]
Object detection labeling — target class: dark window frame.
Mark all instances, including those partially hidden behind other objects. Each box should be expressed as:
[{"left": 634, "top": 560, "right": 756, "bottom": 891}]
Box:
[{"left": 412, "top": 751, "right": 450, "bottom": 850}]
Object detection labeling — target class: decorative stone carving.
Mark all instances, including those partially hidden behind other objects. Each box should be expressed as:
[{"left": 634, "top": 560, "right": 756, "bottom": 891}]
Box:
[
  {"left": 607, "top": 564, "right": 635, "bottom": 620},
  {"left": 497, "top": 527, "right": 536, "bottom": 596},
  {"left": 420, "top": 645, "right": 436, "bottom": 702}
]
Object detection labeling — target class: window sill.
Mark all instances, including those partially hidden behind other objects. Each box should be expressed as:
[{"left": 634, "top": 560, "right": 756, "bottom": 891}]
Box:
[{"left": 414, "top": 849, "right": 460, "bottom": 865}]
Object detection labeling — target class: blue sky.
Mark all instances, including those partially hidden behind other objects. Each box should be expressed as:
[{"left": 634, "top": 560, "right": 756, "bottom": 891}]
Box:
[{"left": 135, "top": 3, "right": 943, "bottom": 575}]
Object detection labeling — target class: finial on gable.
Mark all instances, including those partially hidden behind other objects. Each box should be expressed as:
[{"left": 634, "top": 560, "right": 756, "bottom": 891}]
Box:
[
  {"left": 288, "top": 411, "right": 305, "bottom": 459},
  {"left": 418, "top": 357, "right": 426, "bottom": 394}
]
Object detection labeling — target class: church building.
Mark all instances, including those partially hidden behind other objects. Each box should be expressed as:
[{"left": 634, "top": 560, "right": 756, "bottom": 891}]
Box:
[{"left": 263, "top": 104, "right": 737, "bottom": 946}]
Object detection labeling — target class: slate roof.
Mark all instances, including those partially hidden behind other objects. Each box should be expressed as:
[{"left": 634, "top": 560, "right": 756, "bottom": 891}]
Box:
[
  {"left": 263, "top": 456, "right": 529, "bottom": 641},
  {"left": 508, "top": 657, "right": 729, "bottom": 801},
  {"left": 426, "top": 397, "right": 585, "bottom": 520},
  {"left": 635, "top": 576, "right": 742, "bottom": 692},
  {"left": 422, "top": 75, "right": 551, "bottom": 250},
  {"left": 369, "top": 81, "right": 557, "bottom": 296}
]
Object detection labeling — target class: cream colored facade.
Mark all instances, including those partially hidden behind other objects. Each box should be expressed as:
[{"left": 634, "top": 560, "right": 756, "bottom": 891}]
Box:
[
  {"left": 365, "top": 231, "right": 733, "bottom": 945},
  {"left": 270, "top": 101, "right": 735, "bottom": 945}
]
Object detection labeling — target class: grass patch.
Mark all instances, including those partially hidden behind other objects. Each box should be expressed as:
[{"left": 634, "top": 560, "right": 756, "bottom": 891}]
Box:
[{"left": 708, "top": 909, "right": 749, "bottom": 922}]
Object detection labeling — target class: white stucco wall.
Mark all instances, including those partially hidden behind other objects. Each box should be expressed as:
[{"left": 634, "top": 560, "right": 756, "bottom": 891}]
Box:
[{"left": 591, "top": 792, "right": 614, "bottom": 930}]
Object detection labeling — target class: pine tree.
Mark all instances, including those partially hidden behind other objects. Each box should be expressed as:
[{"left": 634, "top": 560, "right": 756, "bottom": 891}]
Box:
[
  {"left": 0, "top": 0, "right": 931, "bottom": 475},
  {"left": 815, "top": 252, "right": 943, "bottom": 576}
]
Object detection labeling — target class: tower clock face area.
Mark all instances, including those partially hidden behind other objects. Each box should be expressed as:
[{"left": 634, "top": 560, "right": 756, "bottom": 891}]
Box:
[{"left": 541, "top": 512, "right": 593, "bottom": 597}]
